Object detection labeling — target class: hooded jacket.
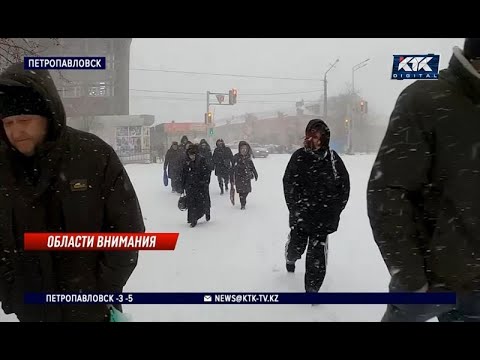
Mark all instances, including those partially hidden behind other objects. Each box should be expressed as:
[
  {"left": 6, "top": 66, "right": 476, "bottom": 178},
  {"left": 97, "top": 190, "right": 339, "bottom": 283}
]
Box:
[
  {"left": 283, "top": 119, "right": 350, "bottom": 234},
  {"left": 0, "top": 63, "right": 144, "bottom": 321},
  {"left": 212, "top": 139, "right": 233, "bottom": 177},
  {"left": 231, "top": 141, "right": 258, "bottom": 194},
  {"left": 367, "top": 47, "right": 480, "bottom": 293},
  {"left": 198, "top": 139, "right": 214, "bottom": 172}
]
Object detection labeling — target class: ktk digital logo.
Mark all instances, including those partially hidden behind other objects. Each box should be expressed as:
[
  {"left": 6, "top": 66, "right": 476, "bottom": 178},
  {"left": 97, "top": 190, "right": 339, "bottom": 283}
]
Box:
[{"left": 391, "top": 54, "right": 440, "bottom": 80}]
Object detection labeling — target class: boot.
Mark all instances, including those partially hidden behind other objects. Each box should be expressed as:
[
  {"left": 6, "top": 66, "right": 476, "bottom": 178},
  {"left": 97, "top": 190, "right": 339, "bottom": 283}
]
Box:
[
  {"left": 240, "top": 197, "right": 246, "bottom": 210},
  {"left": 286, "top": 260, "right": 295, "bottom": 273},
  {"left": 206, "top": 209, "right": 210, "bottom": 221}
]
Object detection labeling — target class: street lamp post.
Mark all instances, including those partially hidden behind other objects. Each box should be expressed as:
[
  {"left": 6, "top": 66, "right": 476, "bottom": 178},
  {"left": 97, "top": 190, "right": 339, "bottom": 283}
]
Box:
[
  {"left": 352, "top": 58, "right": 370, "bottom": 95},
  {"left": 323, "top": 58, "right": 339, "bottom": 121},
  {"left": 348, "top": 58, "right": 370, "bottom": 154}
]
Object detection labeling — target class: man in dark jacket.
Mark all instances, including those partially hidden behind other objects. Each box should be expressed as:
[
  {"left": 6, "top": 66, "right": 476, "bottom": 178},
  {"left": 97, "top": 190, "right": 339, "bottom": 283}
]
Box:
[
  {"left": 181, "top": 144, "right": 211, "bottom": 227},
  {"left": 367, "top": 39, "right": 480, "bottom": 322},
  {"left": 283, "top": 119, "right": 350, "bottom": 293},
  {"left": 212, "top": 139, "right": 233, "bottom": 195},
  {"left": 0, "top": 63, "right": 144, "bottom": 322},
  {"left": 164, "top": 141, "right": 183, "bottom": 193}
]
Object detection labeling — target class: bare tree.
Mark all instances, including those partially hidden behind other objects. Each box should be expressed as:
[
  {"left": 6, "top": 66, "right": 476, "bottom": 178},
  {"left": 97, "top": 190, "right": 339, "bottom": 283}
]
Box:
[
  {"left": 0, "top": 38, "right": 58, "bottom": 68},
  {"left": 0, "top": 38, "right": 71, "bottom": 84}
]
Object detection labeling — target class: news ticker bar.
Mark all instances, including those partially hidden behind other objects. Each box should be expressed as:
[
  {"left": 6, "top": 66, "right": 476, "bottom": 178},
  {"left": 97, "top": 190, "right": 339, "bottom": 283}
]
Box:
[
  {"left": 24, "top": 292, "right": 457, "bottom": 305},
  {"left": 23, "top": 233, "right": 179, "bottom": 251},
  {"left": 24, "top": 57, "right": 106, "bottom": 70}
]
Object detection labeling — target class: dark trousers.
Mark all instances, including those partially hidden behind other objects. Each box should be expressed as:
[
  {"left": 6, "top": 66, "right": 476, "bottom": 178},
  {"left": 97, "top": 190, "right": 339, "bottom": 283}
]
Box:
[
  {"left": 382, "top": 293, "right": 480, "bottom": 322},
  {"left": 171, "top": 175, "right": 183, "bottom": 193},
  {"left": 285, "top": 225, "right": 328, "bottom": 292},
  {"left": 239, "top": 192, "right": 248, "bottom": 207},
  {"left": 217, "top": 175, "right": 229, "bottom": 191}
]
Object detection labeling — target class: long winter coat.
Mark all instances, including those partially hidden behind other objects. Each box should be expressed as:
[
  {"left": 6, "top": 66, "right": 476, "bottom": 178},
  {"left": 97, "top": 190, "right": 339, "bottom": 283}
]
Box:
[
  {"left": 213, "top": 145, "right": 234, "bottom": 178},
  {"left": 164, "top": 145, "right": 184, "bottom": 180},
  {"left": 181, "top": 155, "right": 211, "bottom": 223},
  {"left": 231, "top": 152, "right": 258, "bottom": 194}
]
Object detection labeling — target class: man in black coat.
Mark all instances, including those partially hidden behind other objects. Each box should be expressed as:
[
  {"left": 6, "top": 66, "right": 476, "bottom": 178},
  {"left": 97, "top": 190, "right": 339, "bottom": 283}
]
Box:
[
  {"left": 181, "top": 144, "right": 211, "bottom": 227},
  {"left": 283, "top": 119, "right": 350, "bottom": 293},
  {"left": 164, "top": 141, "right": 183, "bottom": 193},
  {"left": 212, "top": 139, "right": 233, "bottom": 195},
  {"left": 0, "top": 63, "right": 144, "bottom": 322},
  {"left": 368, "top": 39, "right": 480, "bottom": 322}
]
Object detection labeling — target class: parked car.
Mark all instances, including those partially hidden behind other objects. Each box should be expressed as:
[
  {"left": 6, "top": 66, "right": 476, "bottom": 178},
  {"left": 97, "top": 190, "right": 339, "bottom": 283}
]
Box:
[{"left": 251, "top": 144, "right": 269, "bottom": 158}]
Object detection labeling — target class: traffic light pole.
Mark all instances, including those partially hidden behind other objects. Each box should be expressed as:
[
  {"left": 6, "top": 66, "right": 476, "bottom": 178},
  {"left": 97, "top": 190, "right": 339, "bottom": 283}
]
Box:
[
  {"left": 206, "top": 91, "right": 210, "bottom": 140},
  {"left": 205, "top": 89, "right": 237, "bottom": 145}
]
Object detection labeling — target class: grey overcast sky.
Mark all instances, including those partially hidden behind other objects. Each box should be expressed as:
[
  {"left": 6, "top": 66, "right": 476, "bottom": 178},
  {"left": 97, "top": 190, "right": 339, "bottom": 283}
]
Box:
[{"left": 129, "top": 38, "right": 465, "bottom": 124}]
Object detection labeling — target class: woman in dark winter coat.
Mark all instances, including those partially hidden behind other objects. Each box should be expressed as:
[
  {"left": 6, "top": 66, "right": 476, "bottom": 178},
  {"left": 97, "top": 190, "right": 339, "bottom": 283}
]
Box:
[
  {"left": 181, "top": 144, "right": 211, "bottom": 227},
  {"left": 212, "top": 138, "right": 234, "bottom": 195},
  {"left": 231, "top": 141, "right": 258, "bottom": 209},
  {"left": 164, "top": 141, "right": 183, "bottom": 193},
  {"left": 199, "top": 139, "right": 214, "bottom": 173}
]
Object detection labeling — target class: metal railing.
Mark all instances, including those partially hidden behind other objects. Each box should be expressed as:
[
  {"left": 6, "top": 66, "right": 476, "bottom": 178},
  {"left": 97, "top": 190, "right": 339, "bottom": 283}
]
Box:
[{"left": 116, "top": 149, "right": 151, "bottom": 164}]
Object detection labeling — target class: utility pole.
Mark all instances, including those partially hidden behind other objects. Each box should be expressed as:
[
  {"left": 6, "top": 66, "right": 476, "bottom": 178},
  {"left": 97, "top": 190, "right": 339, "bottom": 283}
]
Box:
[
  {"left": 323, "top": 58, "right": 339, "bottom": 121},
  {"left": 206, "top": 91, "right": 210, "bottom": 140},
  {"left": 348, "top": 58, "right": 370, "bottom": 154}
]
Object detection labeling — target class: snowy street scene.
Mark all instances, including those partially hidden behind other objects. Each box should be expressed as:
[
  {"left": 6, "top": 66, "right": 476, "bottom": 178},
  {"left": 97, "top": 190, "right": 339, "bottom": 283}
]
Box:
[
  {"left": 2, "top": 37, "right": 479, "bottom": 322},
  {"left": 120, "top": 154, "right": 389, "bottom": 322}
]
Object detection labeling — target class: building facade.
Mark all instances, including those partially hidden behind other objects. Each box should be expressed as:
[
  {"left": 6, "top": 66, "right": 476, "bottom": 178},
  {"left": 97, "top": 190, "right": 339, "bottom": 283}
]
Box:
[{"left": 39, "top": 38, "right": 132, "bottom": 118}]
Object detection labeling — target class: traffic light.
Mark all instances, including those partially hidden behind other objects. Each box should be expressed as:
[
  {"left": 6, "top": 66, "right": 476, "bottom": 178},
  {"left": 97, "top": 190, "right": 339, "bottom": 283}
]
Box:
[
  {"left": 229, "top": 88, "right": 238, "bottom": 105},
  {"left": 205, "top": 112, "right": 213, "bottom": 125},
  {"left": 359, "top": 100, "right": 368, "bottom": 113}
]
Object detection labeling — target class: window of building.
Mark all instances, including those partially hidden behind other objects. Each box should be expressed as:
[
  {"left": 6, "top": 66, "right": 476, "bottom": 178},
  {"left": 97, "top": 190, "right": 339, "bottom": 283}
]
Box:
[
  {"left": 87, "top": 81, "right": 114, "bottom": 97},
  {"left": 58, "top": 85, "right": 82, "bottom": 98},
  {"left": 106, "top": 53, "right": 115, "bottom": 70}
]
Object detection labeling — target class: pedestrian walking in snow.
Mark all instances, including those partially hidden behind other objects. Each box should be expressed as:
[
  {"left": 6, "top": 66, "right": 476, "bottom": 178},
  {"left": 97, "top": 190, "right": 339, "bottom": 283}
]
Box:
[{"left": 283, "top": 119, "right": 350, "bottom": 293}]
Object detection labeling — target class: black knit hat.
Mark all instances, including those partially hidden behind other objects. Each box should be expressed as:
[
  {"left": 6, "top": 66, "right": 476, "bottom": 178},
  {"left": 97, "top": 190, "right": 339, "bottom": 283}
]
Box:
[
  {"left": 463, "top": 38, "right": 480, "bottom": 61},
  {"left": 0, "top": 85, "right": 50, "bottom": 120}
]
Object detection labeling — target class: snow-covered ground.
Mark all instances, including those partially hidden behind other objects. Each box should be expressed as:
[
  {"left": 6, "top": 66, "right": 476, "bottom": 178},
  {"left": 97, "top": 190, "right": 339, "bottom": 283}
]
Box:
[
  {"left": 122, "top": 153, "right": 390, "bottom": 322},
  {"left": 0, "top": 153, "right": 392, "bottom": 322}
]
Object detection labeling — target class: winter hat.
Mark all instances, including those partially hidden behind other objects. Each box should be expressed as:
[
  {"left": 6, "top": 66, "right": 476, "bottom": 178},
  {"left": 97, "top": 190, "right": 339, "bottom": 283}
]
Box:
[
  {"left": 463, "top": 38, "right": 480, "bottom": 61},
  {"left": 187, "top": 144, "right": 199, "bottom": 155},
  {"left": 0, "top": 85, "right": 50, "bottom": 120}
]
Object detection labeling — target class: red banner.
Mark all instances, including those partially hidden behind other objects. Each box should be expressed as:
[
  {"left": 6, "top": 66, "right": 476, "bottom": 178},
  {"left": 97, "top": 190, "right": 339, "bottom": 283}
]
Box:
[{"left": 24, "top": 233, "right": 179, "bottom": 251}]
